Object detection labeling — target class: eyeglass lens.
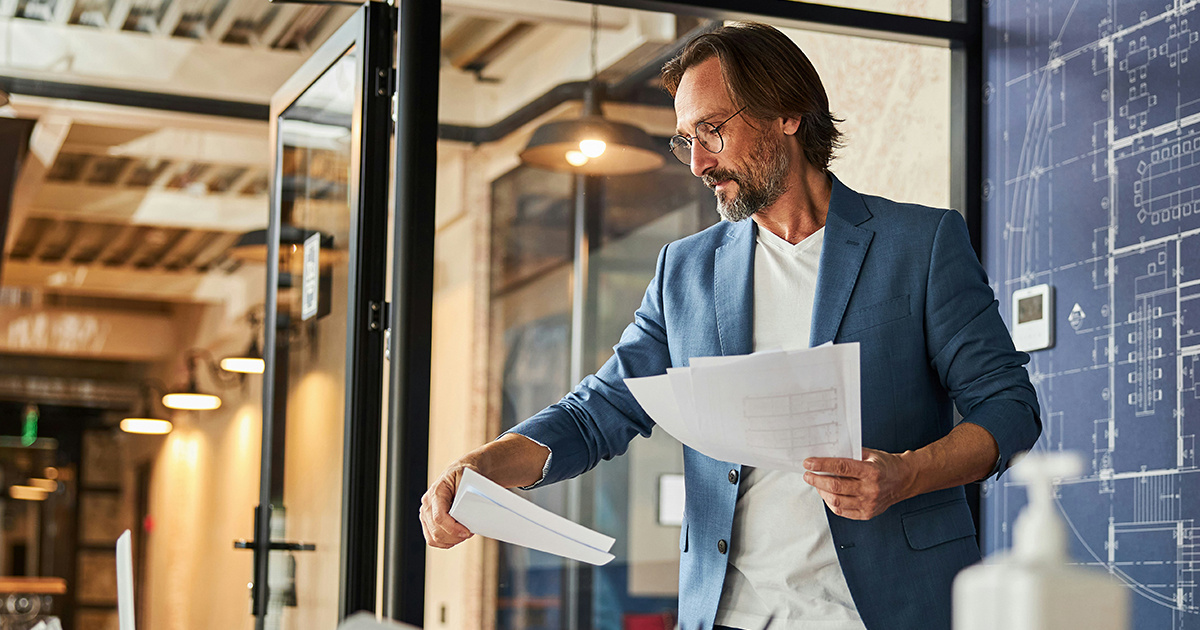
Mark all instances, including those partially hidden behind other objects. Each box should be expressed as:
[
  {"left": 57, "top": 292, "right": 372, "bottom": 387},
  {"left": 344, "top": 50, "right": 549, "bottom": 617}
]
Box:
[{"left": 670, "top": 123, "right": 724, "bottom": 165}]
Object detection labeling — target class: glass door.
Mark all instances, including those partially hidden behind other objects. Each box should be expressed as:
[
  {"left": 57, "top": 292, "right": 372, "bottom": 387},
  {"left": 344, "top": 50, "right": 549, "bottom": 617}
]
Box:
[{"left": 247, "top": 4, "right": 394, "bottom": 629}]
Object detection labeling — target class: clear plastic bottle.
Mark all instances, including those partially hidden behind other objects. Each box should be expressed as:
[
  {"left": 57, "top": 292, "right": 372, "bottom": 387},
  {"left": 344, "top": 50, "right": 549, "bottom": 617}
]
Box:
[{"left": 952, "top": 452, "right": 1129, "bottom": 630}]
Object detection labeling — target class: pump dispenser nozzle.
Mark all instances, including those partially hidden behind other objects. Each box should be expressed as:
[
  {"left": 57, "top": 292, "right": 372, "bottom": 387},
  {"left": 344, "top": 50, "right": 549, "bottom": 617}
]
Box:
[{"left": 1011, "top": 452, "right": 1082, "bottom": 564}]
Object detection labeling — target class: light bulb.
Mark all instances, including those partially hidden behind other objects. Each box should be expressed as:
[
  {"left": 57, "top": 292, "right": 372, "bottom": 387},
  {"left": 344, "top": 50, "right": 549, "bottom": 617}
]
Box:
[
  {"left": 221, "top": 357, "right": 265, "bottom": 374},
  {"left": 121, "top": 418, "right": 174, "bottom": 435},
  {"left": 162, "top": 392, "right": 222, "bottom": 411},
  {"left": 565, "top": 151, "right": 589, "bottom": 167},
  {"left": 579, "top": 139, "right": 606, "bottom": 158}
]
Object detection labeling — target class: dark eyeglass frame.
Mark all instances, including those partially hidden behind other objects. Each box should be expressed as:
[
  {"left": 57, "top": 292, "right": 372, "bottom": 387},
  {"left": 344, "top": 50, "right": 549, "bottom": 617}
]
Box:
[{"left": 669, "top": 106, "right": 747, "bottom": 165}]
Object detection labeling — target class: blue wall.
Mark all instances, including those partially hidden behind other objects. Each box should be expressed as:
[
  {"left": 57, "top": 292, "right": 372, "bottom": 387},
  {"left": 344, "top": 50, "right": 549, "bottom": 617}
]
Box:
[{"left": 983, "top": 0, "right": 1200, "bottom": 626}]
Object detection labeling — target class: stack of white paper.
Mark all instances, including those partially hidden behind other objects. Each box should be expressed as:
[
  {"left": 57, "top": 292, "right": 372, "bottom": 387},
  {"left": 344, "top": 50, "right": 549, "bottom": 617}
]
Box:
[
  {"left": 624, "top": 343, "right": 862, "bottom": 471},
  {"left": 449, "top": 468, "right": 615, "bottom": 565}
]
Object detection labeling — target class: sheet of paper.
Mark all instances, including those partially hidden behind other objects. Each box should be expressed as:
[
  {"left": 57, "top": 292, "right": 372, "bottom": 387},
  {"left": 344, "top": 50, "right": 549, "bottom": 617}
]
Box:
[
  {"left": 625, "top": 343, "right": 862, "bottom": 472},
  {"left": 117, "top": 530, "right": 135, "bottom": 630},
  {"left": 449, "top": 468, "right": 615, "bottom": 566}
]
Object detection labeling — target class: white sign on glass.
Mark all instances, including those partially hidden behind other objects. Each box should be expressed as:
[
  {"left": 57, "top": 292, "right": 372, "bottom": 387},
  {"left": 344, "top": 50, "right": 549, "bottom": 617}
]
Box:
[{"left": 301, "top": 231, "right": 320, "bottom": 321}]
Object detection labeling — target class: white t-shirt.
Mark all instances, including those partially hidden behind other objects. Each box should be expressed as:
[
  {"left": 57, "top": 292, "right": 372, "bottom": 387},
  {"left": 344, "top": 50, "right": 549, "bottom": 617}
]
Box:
[{"left": 713, "top": 225, "right": 867, "bottom": 630}]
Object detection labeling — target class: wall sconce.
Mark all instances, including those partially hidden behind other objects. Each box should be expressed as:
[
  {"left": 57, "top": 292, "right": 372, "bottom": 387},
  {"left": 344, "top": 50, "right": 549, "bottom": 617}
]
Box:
[
  {"left": 121, "top": 381, "right": 174, "bottom": 435},
  {"left": 162, "top": 351, "right": 224, "bottom": 411},
  {"left": 221, "top": 310, "right": 265, "bottom": 375}
]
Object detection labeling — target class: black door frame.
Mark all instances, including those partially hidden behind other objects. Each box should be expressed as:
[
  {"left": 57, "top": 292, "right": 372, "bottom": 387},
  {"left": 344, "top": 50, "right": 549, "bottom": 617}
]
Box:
[{"left": 255, "top": 2, "right": 395, "bottom": 624}]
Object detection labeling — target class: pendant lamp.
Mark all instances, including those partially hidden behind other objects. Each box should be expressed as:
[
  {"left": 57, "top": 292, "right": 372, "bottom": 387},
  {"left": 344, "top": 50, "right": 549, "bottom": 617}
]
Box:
[
  {"left": 121, "top": 382, "right": 173, "bottom": 435},
  {"left": 519, "top": 6, "right": 664, "bottom": 176},
  {"left": 163, "top": 354, "right": 222, "bottom": 411}
]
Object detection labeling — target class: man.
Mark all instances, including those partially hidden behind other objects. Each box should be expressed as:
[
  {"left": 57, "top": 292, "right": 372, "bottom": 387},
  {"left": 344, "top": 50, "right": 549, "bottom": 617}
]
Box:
[{"left": 421, "top": 22, "right": 1040, "bottom": 630}]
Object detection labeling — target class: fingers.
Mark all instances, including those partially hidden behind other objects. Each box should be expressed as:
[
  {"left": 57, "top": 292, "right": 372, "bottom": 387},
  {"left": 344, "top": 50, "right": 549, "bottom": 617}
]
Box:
[
  {"left": 814, "top": 489, "right": 870, "bottom": 521},
  {"left": 803, "top": 471, "right": 855, "bottom": 496},
  {"left": 419, "top": 468, "right": 475, "bottom": 549},
  {"left": 803, "top": 456, "right": 867, "bottom": 478}
]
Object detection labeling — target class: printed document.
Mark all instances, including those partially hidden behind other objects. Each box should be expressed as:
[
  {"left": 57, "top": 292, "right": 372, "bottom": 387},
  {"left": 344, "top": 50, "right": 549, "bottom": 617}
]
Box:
[
  {"left": 449, "top": 468, "right": 615, "bottom": 565},
  {"left": 624, "top": 343, "right": 862, "bottom": 471}
]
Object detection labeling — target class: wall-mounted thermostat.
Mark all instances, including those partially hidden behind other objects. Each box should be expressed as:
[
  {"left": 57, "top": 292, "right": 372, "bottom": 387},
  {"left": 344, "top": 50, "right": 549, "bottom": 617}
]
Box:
[{"left": 1011, "top": 284, "right": 1054, "bottom": 352}]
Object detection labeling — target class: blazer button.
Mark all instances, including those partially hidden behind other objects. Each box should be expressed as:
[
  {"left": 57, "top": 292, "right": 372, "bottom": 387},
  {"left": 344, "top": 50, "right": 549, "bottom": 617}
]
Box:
[
  {"left": 728, "top": 469, "right": 738, "bottom": 484},
  {"left": 717, "top": 539, "right": 727, "bottom": 554}
]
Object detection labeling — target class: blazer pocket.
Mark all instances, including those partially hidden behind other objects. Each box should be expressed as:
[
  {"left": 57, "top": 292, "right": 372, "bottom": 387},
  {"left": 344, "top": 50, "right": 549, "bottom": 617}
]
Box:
[
  {"left": 839, "top": 294, "right": 911, "bottom": 337},
  {"left": 679, "top": 523, "right": 689, "bottom": 553},
  {"left": 901, "top": 498, "right": 976, "bottom": 550}
]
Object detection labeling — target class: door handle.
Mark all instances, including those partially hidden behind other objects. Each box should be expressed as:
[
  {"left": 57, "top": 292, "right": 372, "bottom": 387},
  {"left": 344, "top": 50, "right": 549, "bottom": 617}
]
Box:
[{"left": 234, "top": 539, "right": 316, "bottom": 552}]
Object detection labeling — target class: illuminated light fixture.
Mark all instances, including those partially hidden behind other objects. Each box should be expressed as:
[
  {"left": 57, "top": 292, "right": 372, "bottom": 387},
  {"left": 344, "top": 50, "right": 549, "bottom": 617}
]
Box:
[
  {"left": 520, "top": 89, "right": 663, "bottom": 175},
  {"left": 578, "top": 139, "right": 606, "bottom": 158},
  {"left": 122, "top": 381, "right": 174, "bottom": 434},
  {"left": 9, "top": 485, "right": 48, "bottom": 501},
  {"left": 163, "top": 353, "right": 222, "bottom": 411},
  {"left": 221, "top": 310, "right": 265, "bottom": 374},
  {"left": 565, "top": 151, "right": 589, "bottom": 167},
  {"left": 28, "top": 478, "right": 57, "bottom": 492},
  {"left": 220, "top": 357, "right": 264, "bottom": 374},
  {"left": 120, "top": 418, "right": 173, "bottom": 435},
  {"left": 162, "top": 391, "right": 221, "bottom": 411},
  {"left": 519, "top": 6, "right": 663, "bottom": 176}
]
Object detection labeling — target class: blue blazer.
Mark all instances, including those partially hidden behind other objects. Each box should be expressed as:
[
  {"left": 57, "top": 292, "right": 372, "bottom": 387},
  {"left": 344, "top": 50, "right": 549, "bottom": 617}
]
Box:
[{"left": 509, "top": 176, "right": 1041, "bottom": 630}]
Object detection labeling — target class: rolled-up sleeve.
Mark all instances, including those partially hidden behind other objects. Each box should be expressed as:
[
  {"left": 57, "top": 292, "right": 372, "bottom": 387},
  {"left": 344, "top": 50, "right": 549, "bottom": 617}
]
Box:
[{"left": 924, "top": 210, "right": 1042, "bottom": 476}]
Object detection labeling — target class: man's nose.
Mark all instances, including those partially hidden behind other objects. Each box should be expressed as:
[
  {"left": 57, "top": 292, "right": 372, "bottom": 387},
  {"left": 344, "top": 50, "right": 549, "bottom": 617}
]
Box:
[{"left": 690, "top": 142, "right": 716, "bottom": 178}]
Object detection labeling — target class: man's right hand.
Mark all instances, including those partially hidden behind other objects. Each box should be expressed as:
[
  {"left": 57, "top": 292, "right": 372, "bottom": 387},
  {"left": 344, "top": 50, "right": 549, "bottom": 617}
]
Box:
[
  {"left": 419, "top": 433, "right": 552, "bottom": 550},
  {"left": 419, "top": 462, "right": 476, "bottom": 548}
]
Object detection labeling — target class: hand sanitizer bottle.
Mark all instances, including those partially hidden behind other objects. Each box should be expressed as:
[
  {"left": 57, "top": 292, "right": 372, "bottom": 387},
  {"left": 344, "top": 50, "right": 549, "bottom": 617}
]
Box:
[{"left": 953, "top": 452, "right": 1129, "bottom": 630}]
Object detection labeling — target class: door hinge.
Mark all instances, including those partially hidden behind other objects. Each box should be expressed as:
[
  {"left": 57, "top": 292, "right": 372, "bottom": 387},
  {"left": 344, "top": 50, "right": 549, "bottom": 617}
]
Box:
[
  {"left": 374, "top": 66, "right": 397, "bottom": 97},
  {"left": 368, "top": 300, "right": 388, "bottom": 332}
]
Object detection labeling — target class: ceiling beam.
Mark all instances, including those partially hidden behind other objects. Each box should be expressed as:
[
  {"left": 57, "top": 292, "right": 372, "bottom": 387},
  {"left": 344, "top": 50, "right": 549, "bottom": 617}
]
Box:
[
  {"left": 2, "top": 258, "right": 250, "bottom": 303},
  {"left": 156, "top": 0, "right": 185, "bottom": 36},
  {"left": 207, "top": 0, "right": 246, "bottom": 43},
  {"left": 6, "top": 116, "right": 70, "bottom": 254},
  {"left": 257, "top": 3, "right": 303, "bottom": 49},
  {"left": 444, "top": 0, "right": 630, "bottom": 29},
  {"left": 106, "top": 0, "right": 131, "bottom": 30},
  {"left": 0, "top": 18, "right": 309, "bottom": 104},
  {"left": 31, "top": 185, "right": 268, "bottom": 231},
  {"left": 52, "top": 0, "right": 75, "bottom": 24},
  {"left": 0, "top": 304, "right": 177, "bottom": 360}
]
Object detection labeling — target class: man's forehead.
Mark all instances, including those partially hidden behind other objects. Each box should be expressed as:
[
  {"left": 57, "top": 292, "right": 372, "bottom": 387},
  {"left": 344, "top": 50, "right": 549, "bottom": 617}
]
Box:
[{"left": 673, "top": 58, "right": 736, "bottom": 132}]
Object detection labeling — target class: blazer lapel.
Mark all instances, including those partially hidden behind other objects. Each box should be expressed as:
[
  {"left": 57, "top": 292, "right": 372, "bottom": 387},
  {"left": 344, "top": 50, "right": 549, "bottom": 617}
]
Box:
[
  {"left": 810, "top": 176, "right": 875, "bottom": 346},
  {"left": 713, "top": 219, "right": 755, "bottom": 357}
]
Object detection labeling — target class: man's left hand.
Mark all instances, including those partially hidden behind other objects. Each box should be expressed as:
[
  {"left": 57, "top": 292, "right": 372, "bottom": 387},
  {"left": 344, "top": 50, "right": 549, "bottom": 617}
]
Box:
[{"left": 803, "top": 448, "right": 917, "bottom": 520}]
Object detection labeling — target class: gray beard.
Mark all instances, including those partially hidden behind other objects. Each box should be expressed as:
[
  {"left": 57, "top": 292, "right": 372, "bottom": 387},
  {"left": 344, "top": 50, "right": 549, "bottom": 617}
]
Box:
[{"left": 709, "top": 132, "right": 792, "bottom": 222}]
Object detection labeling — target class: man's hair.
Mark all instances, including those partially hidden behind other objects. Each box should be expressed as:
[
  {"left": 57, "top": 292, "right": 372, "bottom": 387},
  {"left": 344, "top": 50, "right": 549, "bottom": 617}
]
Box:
[{"left": 662, "top": 22, "right": 843, "bottom": 171}]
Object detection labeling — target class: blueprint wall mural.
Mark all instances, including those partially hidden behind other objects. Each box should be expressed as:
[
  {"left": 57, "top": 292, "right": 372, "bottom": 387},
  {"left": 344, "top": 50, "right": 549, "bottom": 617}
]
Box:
[{"left": 984, "top": 0, "right": 1200, "bottom": 626}]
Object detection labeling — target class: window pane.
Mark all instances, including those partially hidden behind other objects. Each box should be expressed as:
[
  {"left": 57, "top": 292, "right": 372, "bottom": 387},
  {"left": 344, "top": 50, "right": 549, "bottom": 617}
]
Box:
[{"left": 426, "top": 3, "right": 951, "bottom": 629}]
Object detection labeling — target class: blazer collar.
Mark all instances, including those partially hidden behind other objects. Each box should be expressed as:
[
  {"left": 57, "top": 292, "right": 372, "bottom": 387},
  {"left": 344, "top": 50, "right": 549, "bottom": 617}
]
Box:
[
  {"left": 711, "top": 174, "right": 875, "bottom": 356},
  {"left": 810, "top": 174, "right": 875, "bottom": 345},
  {"left": 713, "top": 219, "right": 756, "bottom": 357}
]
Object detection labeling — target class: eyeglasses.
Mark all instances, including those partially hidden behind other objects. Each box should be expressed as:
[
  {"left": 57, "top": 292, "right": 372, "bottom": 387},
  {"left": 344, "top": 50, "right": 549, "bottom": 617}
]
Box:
[{"left": 668, "top": 106, "right": 747, "bottom": 165}]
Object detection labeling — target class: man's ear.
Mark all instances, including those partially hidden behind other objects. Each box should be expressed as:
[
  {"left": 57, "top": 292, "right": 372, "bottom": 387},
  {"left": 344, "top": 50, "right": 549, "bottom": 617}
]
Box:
[{"left": 781, "top": 116, "right": 802, "bottom": 136}]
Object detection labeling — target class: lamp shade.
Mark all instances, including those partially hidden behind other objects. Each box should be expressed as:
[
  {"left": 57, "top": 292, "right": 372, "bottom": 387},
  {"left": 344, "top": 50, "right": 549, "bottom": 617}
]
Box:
[{"left": 520, "top": 116, "right": 665, "bottom": 175}]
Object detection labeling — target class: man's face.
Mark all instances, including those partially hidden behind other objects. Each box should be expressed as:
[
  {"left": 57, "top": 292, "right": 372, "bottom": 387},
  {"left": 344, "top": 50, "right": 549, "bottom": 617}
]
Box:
[{"left": 674, "top": 57, "right": 792, "bottom": 222}]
